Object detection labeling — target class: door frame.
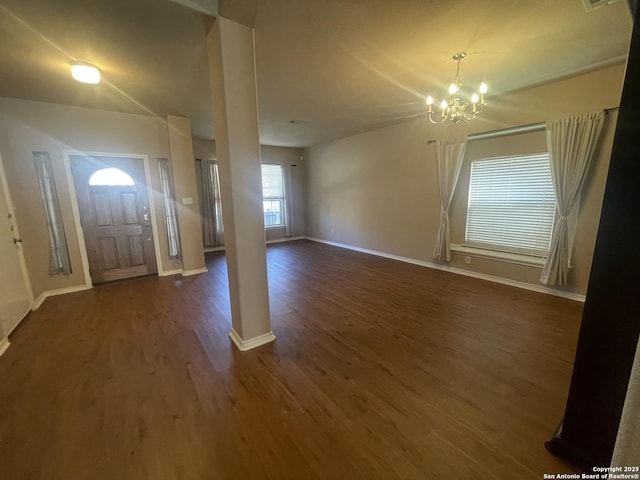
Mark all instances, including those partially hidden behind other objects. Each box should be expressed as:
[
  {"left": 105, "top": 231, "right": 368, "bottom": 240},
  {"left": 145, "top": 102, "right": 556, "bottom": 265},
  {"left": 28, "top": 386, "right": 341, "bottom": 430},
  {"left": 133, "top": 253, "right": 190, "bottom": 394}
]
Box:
[
  {"left": 0, "top": 154, "right": 35, "bottom": 317},
  {"left": 63, "top": 151, "right": 165, "bottom": 287}
]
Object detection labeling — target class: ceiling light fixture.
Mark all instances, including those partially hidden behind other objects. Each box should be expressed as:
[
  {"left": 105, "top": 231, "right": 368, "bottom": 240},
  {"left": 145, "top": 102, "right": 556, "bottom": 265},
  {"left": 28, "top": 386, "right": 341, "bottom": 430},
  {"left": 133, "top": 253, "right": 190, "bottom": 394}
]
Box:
[
  {"left": 425, "top": 52, "right": 487, "bottom": 125},
  {"left": 70, "top": 61, "right": 101, "bottom": 84}
]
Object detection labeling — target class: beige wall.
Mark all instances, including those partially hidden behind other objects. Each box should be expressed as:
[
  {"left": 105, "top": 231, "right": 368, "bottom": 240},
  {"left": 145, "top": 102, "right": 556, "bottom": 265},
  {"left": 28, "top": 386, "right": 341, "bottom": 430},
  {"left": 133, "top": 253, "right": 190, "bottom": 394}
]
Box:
[
  {"left": 0, "top": 97, "right": 180, "bottom": 299},
  {"left": 167, "top": 115, "right": 205, "bottom": 273},
  {"left": 192, "top": 136, "right": 217, "bottom": 162},
  {"left": 192, "top": 137, "right": 306, "bottom": 243},
  {"left": 305, "top": 64, "right": 626, "bottom": 296}
]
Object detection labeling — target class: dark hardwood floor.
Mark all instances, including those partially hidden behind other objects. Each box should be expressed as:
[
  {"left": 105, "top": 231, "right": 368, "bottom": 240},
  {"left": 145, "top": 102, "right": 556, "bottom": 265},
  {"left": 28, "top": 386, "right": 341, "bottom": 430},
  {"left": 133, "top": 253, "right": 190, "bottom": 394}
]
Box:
[{"left": 0, "top": 240, "right": 582, "bottom": 479}]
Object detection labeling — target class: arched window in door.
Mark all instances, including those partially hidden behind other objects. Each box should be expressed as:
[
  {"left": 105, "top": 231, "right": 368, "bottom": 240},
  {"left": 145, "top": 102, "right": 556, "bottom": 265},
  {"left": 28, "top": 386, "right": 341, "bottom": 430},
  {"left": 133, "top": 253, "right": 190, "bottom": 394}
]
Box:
[{"left": 88, "top": 168, "right": 135, "bottom": 186}]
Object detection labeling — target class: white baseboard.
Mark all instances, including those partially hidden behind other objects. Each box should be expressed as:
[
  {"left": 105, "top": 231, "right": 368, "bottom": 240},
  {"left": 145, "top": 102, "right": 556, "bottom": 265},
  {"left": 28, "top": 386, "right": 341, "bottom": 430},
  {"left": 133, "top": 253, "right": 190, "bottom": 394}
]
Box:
[
  {"left": 33, "top": 284, "right": 93, "bottom": 310},
  {"left": 159, "top": 268, "right": 183, "bottom": 277},
  {"left": 203, "top": 237, "right": 306, "bottom": 252},
  {"left": 305, "top": 237, "right": 586, "bottom": 303},
  {"left": 266, "top": 236, "right": 306, "bottom": 245},
  {"left": 182, "top": 267, "right": 208, "bottom": 277},
  {"left": 0, "top": 337, "right": 10, "bottom": 356},
  {"left": 229, "top": 329, "right": 276, "bottom": 351}
]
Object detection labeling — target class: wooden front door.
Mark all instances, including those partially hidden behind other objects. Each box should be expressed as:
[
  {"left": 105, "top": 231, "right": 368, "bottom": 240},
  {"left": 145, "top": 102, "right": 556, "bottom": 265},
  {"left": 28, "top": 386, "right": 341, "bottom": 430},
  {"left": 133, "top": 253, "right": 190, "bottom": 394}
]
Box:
[{"left": 71, "top": 156, "right": 157, "bottom": 284}]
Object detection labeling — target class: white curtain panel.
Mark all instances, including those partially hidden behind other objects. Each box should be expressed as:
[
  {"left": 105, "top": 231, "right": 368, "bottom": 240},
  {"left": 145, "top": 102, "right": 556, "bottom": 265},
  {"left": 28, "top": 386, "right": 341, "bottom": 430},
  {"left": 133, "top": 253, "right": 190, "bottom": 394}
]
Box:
[
  {"left": 433, "top": 137, "right": 467, "bottom": 262},
  {"left": 540, "top": 111, "right": 605, "bottom": 285},
  {"left": 612, "top": 336, "right": 640, "bottom": 466},
  {"left": 283, "top": 164, "right": 294, "bottom": 237}
]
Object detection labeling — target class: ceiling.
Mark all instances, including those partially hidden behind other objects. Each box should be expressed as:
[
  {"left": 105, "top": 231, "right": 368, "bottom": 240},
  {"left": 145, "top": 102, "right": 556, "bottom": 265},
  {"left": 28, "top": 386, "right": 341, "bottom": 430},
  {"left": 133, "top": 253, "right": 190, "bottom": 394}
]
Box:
[{"left": 0, "top": 0, "right": 633, "bottom": 148}]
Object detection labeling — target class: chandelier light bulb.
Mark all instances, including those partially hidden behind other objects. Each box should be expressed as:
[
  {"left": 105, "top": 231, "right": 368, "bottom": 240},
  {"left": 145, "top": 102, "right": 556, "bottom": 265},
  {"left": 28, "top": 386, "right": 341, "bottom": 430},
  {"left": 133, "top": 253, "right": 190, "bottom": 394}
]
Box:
[
  {"left": 448, "top": 83, "right": 458, "bottom": 95},
  {"left": 440, "top": 100, "right": 448, "bottom": 110},
  {"left": 426, "top": 96, "right": 434, "bottom": 105},
  {"left": 471, "top": 93, "right": 480, "bottom": 104},
  {"left": 479, "top": 82, "right": 488, "bottom": 94}
]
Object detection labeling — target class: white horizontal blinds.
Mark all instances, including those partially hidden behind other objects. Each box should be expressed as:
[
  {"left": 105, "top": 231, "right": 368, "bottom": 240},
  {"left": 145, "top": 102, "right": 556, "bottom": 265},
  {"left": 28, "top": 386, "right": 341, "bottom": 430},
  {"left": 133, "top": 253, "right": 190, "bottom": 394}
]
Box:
[
  {"left": 157, "top": 158, "right": 181, "bottom": 258},
  {"left": 261, "top": 164, "right": 284, "bottom": 227},
  {"left": 33, "top": 152, "right": 72, "bottom": 274},
  {"left": 261, "top": 164, "right": 283, "bottom": 197},
  {"left": 465, "top": 153, "right": 556, "bottom": 256}
]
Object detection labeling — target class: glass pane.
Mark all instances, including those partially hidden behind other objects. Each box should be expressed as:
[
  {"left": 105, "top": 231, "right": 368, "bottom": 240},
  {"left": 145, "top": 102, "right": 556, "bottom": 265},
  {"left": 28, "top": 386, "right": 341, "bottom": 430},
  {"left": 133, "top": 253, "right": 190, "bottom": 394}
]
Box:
[
  {"left": 157, "top": 159, "right": 180, "bottom": 258},
  {"left": 89, "top": 168, "right": 135, "bottom": 186},
  {"left": 33, "top": 151, "right": 72, "bottom": 274},
  {"left": 263, "top": 200, "right": 282, "bottom": 226}
]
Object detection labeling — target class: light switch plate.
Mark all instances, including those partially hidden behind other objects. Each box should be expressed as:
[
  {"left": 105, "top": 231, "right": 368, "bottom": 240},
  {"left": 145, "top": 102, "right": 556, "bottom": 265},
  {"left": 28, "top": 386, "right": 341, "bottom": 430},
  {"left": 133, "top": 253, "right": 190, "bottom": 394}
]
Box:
[{"left": 182, "top": 197, "right": 194, "bottom": 205}]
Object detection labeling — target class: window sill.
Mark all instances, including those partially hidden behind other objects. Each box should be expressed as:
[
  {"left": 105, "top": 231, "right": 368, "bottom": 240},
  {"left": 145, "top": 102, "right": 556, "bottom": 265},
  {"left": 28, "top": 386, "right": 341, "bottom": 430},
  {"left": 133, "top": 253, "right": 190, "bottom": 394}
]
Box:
[
  {"left": 451, "top": 244, "right": 547, "bottom": 268},
  {"left": 265, "top": 225, "right": 285, "bottom": 230}
]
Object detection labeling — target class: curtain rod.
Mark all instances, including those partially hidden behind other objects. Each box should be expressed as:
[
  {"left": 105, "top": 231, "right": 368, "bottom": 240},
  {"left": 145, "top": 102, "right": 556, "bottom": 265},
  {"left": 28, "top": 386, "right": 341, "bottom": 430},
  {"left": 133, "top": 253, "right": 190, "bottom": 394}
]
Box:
[{"left": 426, "top": 106, "right": 619, "bottom": 144}]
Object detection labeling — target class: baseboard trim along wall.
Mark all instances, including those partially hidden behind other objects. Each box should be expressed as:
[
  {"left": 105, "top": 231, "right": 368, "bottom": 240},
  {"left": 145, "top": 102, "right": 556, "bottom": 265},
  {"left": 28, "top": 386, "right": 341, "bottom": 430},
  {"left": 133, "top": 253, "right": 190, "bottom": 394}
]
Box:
[
  {"left": 305, "top": 237, "right": 586, "bottom": 303},
  {"left": 203, "top": 236, "right": 307, "bottom": 253},
  {"left": 33, "top": 284, "right": 93, "bottom": 310},
  {"left": 0, "top": 337, "right": 10, "bottom": 357},
  {"left": 266, "top": 236, "right": 307, "bottom": 245},
  {"left": 229, "top": 329, "right": 276, "bottom": 351},
  {"left": 159, "top": 268, "right": 183, "bottom": 277},
  {"left": 181, "top": 267, "right": 209, "bottom": 277}
]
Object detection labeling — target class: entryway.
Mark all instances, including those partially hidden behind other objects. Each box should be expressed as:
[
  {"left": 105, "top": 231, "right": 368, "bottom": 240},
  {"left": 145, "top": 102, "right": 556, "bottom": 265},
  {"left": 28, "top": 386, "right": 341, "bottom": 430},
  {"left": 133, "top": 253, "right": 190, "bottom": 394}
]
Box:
[{"left": 70, "top": 155, "right": 158, "bottom": 284}]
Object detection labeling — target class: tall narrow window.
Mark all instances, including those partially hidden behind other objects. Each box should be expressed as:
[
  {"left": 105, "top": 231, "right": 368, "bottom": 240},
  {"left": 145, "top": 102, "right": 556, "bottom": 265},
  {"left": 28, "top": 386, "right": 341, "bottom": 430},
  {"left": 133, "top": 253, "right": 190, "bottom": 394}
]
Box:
[
  {"left": 465, "top": 153, "right": 556, "bottom": 257},
  {"left": 33, "top": 152, "right": 72, "bottom": 274},
  {"left": 157, "top": 158, "right": 181, "bottom": 258},
  {"left": 261, "top": 164, "right": 285, "bottom": 227}
]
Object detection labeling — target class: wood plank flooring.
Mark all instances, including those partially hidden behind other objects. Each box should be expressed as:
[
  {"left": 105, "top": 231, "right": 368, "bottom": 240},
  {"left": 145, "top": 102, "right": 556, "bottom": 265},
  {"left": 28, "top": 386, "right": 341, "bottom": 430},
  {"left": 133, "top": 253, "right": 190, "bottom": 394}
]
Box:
[{"left": 0, "top": 240, "right": 583, "bottom": 479}]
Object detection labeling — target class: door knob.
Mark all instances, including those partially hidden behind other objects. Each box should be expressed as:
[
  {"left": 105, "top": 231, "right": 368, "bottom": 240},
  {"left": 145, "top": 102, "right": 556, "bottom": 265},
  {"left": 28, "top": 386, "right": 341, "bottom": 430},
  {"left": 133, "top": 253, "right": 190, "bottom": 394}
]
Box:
[{"left": 13, "top": 238, "right": 23, "bottom": 244}]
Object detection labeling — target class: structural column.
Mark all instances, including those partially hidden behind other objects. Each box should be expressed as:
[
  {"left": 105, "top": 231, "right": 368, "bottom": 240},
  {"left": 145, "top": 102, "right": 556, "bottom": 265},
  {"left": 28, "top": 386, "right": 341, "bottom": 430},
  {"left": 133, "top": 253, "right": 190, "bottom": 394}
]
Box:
[
  {"left": 167, "top": 115, "right": 207, "bottom": 275},
  {"left": 206, "top": 17, "right": 274, "bottom": 350}
]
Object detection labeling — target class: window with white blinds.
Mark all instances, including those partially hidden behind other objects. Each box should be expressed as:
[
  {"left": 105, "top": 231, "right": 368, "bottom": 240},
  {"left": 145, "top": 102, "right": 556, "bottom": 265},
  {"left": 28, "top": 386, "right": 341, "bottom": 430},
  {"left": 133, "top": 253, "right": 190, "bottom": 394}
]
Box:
[
  {"left": 261, "top": 164, "right": 285, "bottom": 227},
  {"left": 465, "top": 153, "right": 556, "bottom": 257}
]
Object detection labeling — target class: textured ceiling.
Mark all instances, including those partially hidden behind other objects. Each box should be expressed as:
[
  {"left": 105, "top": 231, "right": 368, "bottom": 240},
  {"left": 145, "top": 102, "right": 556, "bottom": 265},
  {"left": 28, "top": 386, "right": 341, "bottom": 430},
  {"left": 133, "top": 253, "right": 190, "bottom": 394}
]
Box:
[{"left": 0, "top": 0, "right": 633, "bottom": 148}]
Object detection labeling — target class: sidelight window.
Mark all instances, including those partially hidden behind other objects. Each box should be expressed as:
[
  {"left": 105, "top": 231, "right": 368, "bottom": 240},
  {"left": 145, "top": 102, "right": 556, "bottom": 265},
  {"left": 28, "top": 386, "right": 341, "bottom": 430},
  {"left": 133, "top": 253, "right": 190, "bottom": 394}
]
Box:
[
  {"left": 33, "top": 152, "right": 72, "bottom": 275},
  {"left": 157, "top": 159, "right": 181, "bottom": 259}
]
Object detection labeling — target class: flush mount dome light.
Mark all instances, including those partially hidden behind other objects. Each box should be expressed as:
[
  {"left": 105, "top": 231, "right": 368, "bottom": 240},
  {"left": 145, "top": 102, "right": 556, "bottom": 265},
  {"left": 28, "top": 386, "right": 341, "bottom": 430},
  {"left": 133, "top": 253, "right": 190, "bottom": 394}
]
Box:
[{"left": 70, "top": 61, "right": 101, "bottom": 84}]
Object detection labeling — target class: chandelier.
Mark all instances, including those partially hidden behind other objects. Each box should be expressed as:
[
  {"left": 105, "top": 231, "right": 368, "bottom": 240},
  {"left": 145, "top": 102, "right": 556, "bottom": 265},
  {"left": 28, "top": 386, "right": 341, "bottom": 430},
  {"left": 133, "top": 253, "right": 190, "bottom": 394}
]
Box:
[{"left": 425, "top": 52, "right": 487, "bottom": 125}]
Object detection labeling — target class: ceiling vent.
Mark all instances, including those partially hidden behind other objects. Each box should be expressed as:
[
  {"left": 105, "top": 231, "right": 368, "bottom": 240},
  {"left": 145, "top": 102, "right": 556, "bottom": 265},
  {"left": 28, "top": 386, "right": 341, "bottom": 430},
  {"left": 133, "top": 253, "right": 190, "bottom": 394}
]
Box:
[{"left": 581, "top": 0, "right": 619, "bottom": 12}]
